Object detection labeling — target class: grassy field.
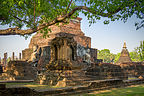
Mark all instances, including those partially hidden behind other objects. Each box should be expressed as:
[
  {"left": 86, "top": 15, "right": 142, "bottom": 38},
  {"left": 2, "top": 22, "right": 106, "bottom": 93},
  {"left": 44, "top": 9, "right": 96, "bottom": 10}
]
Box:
[{"left": 81, "top": 84, "right": 144, "bottom": 96}]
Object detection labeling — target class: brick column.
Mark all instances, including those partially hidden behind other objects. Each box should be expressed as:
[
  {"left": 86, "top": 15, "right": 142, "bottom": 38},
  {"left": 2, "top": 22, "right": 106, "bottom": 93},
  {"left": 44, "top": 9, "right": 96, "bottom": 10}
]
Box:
[
  {"left": 4, "top": 53, "right": 7, "bottom": 67},
  {"left": 19, "top": 53, "right": 21, "bottom": 60},
  {"left": 12, "top": 52, "right": 15, "bottom": 61}
]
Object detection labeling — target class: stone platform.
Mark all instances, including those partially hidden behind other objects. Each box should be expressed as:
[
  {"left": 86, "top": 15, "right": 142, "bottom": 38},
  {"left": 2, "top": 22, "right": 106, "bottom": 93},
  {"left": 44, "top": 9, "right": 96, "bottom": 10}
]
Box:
[
  {"left": 1, "top": 79, "right": 144, "bottom": 96},
  {"left": 0, "top": 80, "right": 34, "bottom": 83}
]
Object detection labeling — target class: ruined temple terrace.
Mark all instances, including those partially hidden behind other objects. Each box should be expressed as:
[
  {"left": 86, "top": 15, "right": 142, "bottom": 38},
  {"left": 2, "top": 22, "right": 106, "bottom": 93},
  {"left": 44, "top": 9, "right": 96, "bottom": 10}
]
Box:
[{"left": 0, "top": 17, "right": 144, "bottom": 95}]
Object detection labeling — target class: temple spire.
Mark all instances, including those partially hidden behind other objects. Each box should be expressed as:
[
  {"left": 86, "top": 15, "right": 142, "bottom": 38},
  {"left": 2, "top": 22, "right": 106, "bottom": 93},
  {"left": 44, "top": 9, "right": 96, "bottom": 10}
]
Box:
[
  {"left": 116, "top": 41, "right": 132, "bottom": 64},
  {"left": 123, "top": 41, "right": 127, "bottom": 48}
]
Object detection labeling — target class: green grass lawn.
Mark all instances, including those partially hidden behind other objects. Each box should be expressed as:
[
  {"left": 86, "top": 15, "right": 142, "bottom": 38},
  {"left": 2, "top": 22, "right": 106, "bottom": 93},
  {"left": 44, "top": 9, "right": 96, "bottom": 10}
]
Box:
[{"left": 82, "top": 85, "right": 144, "bottom": 96}]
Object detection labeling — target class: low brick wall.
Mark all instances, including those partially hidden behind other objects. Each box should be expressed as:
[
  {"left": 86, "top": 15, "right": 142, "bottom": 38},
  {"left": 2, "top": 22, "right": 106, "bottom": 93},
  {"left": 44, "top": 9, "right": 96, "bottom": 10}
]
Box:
[
  {"left": 88, "top": 79, "right": 124, "bottom": 89},
  {"left": 0, "top": 80, "right": 34, "bottom": 83},
  {"left": 124, "top": 79, "right": 144, "bottom": 86},
  {"left": 0, "top": 87, "right": 37, "bottom": 96},
  {"left": 1, "top": 79, "right": 144, "bottom": 96}
]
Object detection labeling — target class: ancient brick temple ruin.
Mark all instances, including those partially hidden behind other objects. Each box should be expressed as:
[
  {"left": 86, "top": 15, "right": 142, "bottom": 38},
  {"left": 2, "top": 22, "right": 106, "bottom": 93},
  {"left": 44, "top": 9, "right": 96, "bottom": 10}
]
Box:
[
  {"left": 21, "top": 17, "right": 128, "bottom": 86},
  {"left": 20, "top": 17, "right": 101, "bottom": 86},
  {"left": 116, "top": 41, "right": 132, "bottom": 64},
  {"left": 0, "top": 17, "right": 127, "bottom": 86},
  {"left": 116, "top": 42, "right": 144, "bottom": 79},
  {"left": 1, "top": 17, "right": 144, "bottom": 87},
  {"left": 22, "top": 17, "right": 97, "bottom": 71}
]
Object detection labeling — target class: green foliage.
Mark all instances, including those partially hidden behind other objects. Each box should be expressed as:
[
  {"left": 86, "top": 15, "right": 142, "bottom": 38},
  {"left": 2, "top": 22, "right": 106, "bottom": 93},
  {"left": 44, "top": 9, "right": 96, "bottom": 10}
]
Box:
[
  {"left": 137, "top": 41, "right": 144, "bottom": 61},
  {"left": 0, "top": 0, "right": 78, "bottom": 36},
  {"left": 129, "top": 41, "right": 144, "bottom": 62},
  {"left": 0, "top": 0, "right": 143, "bottom": 36},
  {"left": 81, "top": 0, "right": 144, "bottom": 27},
  {"left": 129, "top": 51, "right": 141, "bottom": 62},
  {"left": 98, "top": 49, "right": 115, "bottom": 63},
  {"left": 114, "top": 53, "right": 121, "bottom": 63}
]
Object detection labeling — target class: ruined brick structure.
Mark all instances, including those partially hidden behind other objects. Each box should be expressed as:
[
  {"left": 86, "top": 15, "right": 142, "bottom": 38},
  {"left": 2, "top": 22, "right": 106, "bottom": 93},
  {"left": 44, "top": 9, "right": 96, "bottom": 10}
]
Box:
[
  {"left": 116, "top": 41, "right": 132, "bottom": 64},
  {"left": 0, "top": 61, "right": 36, "bottom": 80},
  {"left": 21, "top": 17, "right": 101, "bottom": 86},
  {"left": 22, "top": 17, "right": 97, "bottom": 70},
  {"left": 29, "top": 17, "right": 91, "bottom": 48},
  {"left": 1, "top": 17, "right": 144, "bottom": 88},
  {"left": 116, "top": 42, "right": 144, "bottom": 79},
  {"left": 22, "top": 48, "right": 33, "bottom": 61}
]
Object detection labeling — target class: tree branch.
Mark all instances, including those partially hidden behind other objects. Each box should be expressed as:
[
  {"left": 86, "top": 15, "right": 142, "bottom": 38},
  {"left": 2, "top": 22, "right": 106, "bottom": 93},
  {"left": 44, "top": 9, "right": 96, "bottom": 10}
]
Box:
[
  {"left": 65, "top": 0, "right": 73, "bottom": 14},
  {"left": 34, "top": 0, "right": 36, "bottom": 24},
  {"left": 0, "top": 5, "right": 124, "bottom": 36},
  {"left": 12, "top": 15, "right": 30, "bottom": 24}
]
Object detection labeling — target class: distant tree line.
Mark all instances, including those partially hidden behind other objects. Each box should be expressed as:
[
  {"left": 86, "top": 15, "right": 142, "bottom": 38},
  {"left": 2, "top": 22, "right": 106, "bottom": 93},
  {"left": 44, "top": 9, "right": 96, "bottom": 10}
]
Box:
[
  {"left": 98, "top": 41, "right": 144, "bottom": 63},
  {"left": 130, "top": 40, "right": 144, "bottom": 62},
  {"left": 97, "top": 49, "right": 115, "bottom": 63}
]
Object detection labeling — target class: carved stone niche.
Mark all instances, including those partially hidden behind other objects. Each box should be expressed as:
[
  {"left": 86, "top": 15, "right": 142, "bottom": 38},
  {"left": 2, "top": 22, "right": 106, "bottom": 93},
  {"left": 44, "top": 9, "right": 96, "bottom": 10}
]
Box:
[
  {"left": 47, "top": 35, "right": 77, "bottom": 70},
  {"left": 51, "top": 36, "right": 77, "bottom": 61}
]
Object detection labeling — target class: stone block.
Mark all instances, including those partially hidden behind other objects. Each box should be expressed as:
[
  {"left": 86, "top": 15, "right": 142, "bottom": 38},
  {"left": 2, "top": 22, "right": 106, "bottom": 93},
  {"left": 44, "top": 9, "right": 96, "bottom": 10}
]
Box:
[
  {"left": 22, "top": 48, "right": 33, "bottom": 61},
  {"left": 0, "top": 61, "right": 37, "bottom": 80}
]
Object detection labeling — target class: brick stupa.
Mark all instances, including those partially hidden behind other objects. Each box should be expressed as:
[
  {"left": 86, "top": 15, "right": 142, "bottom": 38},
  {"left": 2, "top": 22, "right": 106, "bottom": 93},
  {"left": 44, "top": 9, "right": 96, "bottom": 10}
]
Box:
[
  {"left": 29, "top": 17, "right": 91, "bottom": 49},
  {"left": 116, "top": 41, "right": 132, "bottom": 64}
]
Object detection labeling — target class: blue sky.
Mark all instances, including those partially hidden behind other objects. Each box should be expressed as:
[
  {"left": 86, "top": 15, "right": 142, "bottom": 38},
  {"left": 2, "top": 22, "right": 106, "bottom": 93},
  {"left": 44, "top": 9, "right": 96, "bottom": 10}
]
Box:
[
  {"left": 80, "top": 14, "right": 144, "bottom": 53},
  {"left": 0, "top": 13, "right": 144, "bottom": 58}
]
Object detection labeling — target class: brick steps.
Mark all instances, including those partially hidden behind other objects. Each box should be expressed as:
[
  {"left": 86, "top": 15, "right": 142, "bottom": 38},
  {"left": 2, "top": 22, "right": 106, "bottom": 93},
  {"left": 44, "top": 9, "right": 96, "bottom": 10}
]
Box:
[
  {"left": 37, "top": 79, "right": 124, "bottom": 96},
  {"left": 1, "top": 79, "right": 144, "bottom": 95},
  {"left": 0, "top": 80, "right": 34, "bottom": 83},
  {"left": 41, "top": 79, "right": 144, "bottom": 96},
  {"left": 56, "top": 70, "right": 123, "bottom": 86}
]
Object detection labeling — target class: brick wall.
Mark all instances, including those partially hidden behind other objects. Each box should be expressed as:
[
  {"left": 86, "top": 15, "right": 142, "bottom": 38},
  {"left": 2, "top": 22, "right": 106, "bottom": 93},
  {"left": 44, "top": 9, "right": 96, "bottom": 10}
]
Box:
[
  {"left": 29, "top": 18, "right": 91, "bottom": 49},
  {"left": 22, "top": 48, "right": 33, "bottom": 61}
]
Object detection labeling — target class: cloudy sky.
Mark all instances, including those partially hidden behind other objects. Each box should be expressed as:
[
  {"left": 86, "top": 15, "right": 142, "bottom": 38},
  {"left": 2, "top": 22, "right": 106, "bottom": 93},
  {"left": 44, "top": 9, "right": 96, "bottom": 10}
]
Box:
[{"left": 0, "top": 13, "right": 144, "bottom": 58}]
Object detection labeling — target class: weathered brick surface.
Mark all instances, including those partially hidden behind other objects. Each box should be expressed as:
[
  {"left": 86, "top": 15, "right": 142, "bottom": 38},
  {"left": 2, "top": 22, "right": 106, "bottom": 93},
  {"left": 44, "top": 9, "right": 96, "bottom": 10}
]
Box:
[
  {"left": 90, "top": 48, "right": 97, "bottom": 62},
  {"left": 119, "top": 62, "right": 144, "bottom": 78},
  {"left": 0, "top": 87, "right": 37, "bottom": 96},
  {"left": 85, "top": 63, "right": 127, "bottom": 80},
  {"left": 0, "top": 61, "right": 37, "bottom": 80},
  {"left": 22, "top": 48, "right": 33, "bottom": 61},
  {"left": 29, "top": 18, "right": 91, "bottom": 48},
  {"left": 117, "top": 42, "right": 132, "bottom": 64}
]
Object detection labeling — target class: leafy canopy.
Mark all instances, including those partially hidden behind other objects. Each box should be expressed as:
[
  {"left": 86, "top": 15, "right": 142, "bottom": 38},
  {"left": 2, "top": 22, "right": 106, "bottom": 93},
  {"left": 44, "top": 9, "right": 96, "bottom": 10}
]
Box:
[
  {"left": 136, "top": 40, "right": 144, "bottom": 61},
  {"left": 0, "top": 0, "right": 144, "bottom": 36},
  {"left": 98, "top": 49, "right": 115, "bottom": 63}
]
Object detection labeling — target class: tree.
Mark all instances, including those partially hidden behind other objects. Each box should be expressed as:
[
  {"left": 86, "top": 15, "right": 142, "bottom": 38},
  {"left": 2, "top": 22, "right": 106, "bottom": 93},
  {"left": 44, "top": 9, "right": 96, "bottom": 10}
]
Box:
[
  {"left": 98, "top": 49, "right": 115, "bottom": 63},
  {"left": 129, "top": 51, "right": 141, "bottom": 62},
  {"left": 137, "top": 41, "right": 144, "bottom": 61},
  {"left": 114, "top": 53, "right": 121, "bottom": 63},
  {"left": 0, "top": 0, "right": 143, "bottom": 36}
]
